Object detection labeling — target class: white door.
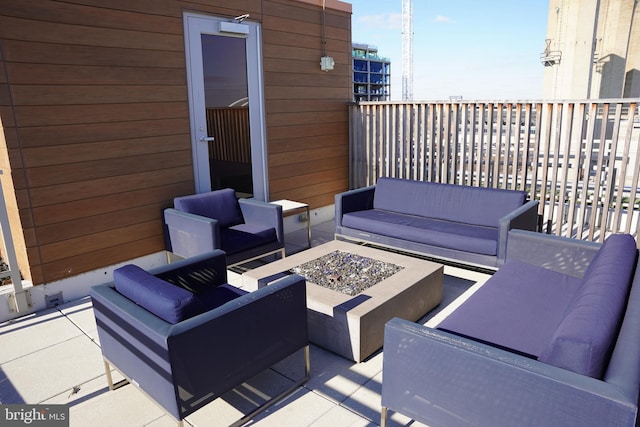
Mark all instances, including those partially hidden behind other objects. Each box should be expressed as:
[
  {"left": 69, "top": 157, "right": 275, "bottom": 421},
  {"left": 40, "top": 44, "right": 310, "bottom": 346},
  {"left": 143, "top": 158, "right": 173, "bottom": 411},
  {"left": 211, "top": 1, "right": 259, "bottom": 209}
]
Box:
[{"left": 183, "top": 12, "right": 268, "bottom": 200}]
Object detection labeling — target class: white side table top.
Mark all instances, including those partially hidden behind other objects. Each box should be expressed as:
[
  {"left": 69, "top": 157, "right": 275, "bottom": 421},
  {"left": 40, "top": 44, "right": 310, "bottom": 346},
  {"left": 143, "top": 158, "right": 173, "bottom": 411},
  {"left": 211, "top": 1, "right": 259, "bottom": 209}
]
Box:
[{"left": 271, "top": 199, "right": 309, "bottom": 212}]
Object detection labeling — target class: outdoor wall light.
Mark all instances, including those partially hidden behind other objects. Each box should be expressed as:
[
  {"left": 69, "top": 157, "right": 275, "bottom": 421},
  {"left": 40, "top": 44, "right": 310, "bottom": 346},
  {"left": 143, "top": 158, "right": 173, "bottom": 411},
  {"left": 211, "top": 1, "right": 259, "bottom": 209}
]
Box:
[{"left": 320, "top": 56, "right": 335, "bottom": 72}]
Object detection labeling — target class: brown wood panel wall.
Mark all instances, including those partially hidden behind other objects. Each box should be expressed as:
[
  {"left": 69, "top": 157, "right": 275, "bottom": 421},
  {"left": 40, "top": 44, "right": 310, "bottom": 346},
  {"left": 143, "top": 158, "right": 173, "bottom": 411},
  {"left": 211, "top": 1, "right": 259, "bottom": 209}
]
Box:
[
  {"left": 0, "top": 0, "right": 351, "bottom": 285},
  {"left": 262, "top": 0, "right": 351, "bottom": 209}
]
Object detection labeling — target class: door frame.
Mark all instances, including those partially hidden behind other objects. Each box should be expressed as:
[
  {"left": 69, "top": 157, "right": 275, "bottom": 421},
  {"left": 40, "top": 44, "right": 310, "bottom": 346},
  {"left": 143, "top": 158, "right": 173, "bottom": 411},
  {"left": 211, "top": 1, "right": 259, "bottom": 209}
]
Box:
[{"left": 183, "top": 12, "right": 269, "bottom": 200}]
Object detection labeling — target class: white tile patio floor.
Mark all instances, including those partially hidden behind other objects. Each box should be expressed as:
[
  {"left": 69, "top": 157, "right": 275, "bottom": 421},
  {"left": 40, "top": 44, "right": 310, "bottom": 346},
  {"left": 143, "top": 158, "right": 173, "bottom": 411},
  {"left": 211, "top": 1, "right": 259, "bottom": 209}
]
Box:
[{"left": 0, "top": 221, "right": 490, "bottom": 427}]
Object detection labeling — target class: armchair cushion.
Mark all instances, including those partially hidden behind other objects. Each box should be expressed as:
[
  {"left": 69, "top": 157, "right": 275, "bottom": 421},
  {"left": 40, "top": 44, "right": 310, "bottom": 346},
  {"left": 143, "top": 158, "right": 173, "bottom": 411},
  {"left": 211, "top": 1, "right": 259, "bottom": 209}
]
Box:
[
  {"left": 222, "top": 224, "right": 278, "bottom": 255},
  {"left": 174, "top": 188, "right": 243, "bottom": 228},
  {"left": 114, "top": 264, "right": 246, "bottom": 324}
]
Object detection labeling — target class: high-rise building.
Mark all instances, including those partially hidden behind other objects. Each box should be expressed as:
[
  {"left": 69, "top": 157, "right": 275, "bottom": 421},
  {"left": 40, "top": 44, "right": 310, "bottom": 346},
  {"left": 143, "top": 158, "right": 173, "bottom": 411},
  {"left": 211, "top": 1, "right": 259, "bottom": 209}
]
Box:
[
  {"left": 352, "top": 43, "right": 391, "bottom": 101},
  {"left": 541, "top": 0, "right": 640, "bottom": 99}
]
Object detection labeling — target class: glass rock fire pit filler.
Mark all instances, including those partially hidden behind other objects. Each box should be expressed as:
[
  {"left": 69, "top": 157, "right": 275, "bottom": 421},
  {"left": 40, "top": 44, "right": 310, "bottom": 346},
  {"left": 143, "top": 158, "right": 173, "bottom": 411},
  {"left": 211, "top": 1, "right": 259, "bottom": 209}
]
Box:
[{"left": 289, "top": 250, "right": 404, "bottom": 296}]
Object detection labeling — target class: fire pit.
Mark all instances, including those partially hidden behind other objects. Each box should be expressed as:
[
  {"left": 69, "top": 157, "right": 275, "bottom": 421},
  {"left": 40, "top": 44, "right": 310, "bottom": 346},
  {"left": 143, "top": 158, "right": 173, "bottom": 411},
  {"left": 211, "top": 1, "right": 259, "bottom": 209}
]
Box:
[
  {"left": 242, "top": 240, "right": 443, "bottom": 362},
  {"left": 289, "top": 250, "right": 404, "bottom": 296}
]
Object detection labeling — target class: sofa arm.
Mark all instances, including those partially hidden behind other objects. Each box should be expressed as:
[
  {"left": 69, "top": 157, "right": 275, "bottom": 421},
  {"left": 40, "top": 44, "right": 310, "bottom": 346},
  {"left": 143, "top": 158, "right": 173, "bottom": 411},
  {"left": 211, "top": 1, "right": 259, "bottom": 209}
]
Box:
[
  {"left": 164, "top": 208, "right": 221, "bottom": 258},
  {"left": 335, "top": 185, "right": 376, "bottom": 227},
  {"left": 506, "top": 229, "right": 601, "bottom": 278},
  {"left": 496, "top": 200, "right": 539, "bottom": 265},
  {"left": 166, "top": 274, "right": 308, "bottom": 408},
  {"left": 239, "top": 198, "right": 284, "bottom": 243},
  {"left": 382, "top": 318, "right": 637, "bottom": 427},
  {"left": 503, "top": 199, "right": 540, "bottom": 231}
]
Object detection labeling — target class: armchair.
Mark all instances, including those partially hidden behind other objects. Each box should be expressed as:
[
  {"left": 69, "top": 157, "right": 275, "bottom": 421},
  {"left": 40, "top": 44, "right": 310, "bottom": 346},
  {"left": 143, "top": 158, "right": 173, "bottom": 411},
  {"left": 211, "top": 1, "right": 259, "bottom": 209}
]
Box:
[
  {"left": 164, "top": 188, "right": 285, "bottom": 267},
  {"left": 90, "top": 250, "right": 309, "bottom": 426}
]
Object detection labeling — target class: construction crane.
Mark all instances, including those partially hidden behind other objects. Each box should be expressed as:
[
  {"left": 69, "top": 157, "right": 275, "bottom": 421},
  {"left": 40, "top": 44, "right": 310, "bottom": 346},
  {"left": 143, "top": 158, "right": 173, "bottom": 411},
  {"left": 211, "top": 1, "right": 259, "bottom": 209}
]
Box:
[{"left": 402, "top": 0, "right": 414, "bottom": 101}]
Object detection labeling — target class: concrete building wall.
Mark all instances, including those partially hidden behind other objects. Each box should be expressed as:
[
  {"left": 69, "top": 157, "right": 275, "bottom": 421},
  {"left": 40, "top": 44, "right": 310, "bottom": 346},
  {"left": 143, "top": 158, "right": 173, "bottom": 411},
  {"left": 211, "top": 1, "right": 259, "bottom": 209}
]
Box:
[
  {"left": 622, "top": 1, "right": 640, "bottom": 97},
  {"left": 542, "top": 0, "right": 639, "bottom": 99}
]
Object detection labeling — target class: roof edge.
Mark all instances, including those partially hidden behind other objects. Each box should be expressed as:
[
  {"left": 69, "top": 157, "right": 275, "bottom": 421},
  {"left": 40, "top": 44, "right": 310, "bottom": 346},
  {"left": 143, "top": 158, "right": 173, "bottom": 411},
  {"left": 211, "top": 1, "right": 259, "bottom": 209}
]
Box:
[{"left": 294, "top": 0, "right": 352, "bottom": 14}]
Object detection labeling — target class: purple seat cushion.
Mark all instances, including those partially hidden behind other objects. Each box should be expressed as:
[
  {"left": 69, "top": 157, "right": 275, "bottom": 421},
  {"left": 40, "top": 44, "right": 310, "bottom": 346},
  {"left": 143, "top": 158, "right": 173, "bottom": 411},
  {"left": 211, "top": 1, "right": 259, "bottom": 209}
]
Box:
[
  {"left": 342, "top": 209, "right": 499, "bottom": 255},
  {"left": 538, "top": 234, "right": 638, "bottom": 378},
  {"left": 221, "top": 223, "right": 278, "bottom": 255},
  {"left": 438, "top": 259, "right": 582, "bottom": 357},
  {"left": 373, "top": 177, "right": 526, "bottom": 228},
  {"left": 174, "top": 188, "right": 244, "bottom": 228},
  {"left": 114, "top": 265, "right": 246, "bottom": 324}
]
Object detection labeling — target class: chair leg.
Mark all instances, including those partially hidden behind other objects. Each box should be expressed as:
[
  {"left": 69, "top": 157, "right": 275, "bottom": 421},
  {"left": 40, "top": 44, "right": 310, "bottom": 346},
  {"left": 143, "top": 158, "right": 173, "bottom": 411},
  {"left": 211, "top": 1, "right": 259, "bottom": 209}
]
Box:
[
  {"left": 380, "top": 406, "right": 388, "bottom": 427},
  {"left": 103, "top": 359, "right": 129, "bottom": 390},
  {"left": 303, "top": 345, "right": 311, "bottom": 380}
]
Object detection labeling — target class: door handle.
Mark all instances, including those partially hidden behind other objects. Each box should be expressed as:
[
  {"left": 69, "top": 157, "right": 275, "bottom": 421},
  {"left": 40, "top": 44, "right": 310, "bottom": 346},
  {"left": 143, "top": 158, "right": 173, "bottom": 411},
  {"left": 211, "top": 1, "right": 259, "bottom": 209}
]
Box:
[{"left": 199, "top": 136, "right": 215, "bottom": 142}]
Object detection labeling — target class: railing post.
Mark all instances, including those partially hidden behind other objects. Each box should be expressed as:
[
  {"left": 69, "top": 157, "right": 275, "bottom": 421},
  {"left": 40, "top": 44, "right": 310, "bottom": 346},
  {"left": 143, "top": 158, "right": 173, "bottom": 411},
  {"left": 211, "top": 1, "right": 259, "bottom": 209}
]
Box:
[{"left": 0, "top": 170, "right": 30, "bottom": 312}]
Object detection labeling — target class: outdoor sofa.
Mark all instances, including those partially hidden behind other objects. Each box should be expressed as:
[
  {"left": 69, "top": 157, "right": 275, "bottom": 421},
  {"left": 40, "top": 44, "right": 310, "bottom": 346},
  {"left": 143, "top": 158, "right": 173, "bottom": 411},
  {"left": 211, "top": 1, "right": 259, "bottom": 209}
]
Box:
[
  {"left": 334, "top": 177, "right": 539, "bottom": 267},
  {"left": 90, "top": 250, "right": 309, "bottom": 426},
  {"left": 381, "top": 230, "right": 640, "bottom": 427}
]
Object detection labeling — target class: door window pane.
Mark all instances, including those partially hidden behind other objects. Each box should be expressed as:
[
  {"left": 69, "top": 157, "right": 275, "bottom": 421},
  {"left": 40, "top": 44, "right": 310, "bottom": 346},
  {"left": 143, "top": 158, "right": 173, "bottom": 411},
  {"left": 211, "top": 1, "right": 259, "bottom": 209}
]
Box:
[{"left": 201, "top": 35, "right": 253, "bottom": 195}]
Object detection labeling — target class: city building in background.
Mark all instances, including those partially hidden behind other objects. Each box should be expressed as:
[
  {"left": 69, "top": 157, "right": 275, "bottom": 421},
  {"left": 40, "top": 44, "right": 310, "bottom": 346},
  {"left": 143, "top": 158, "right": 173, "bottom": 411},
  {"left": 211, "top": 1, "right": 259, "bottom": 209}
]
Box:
[
  {"left": 352, "top": 43, "right": 391, "bottom": 101},
  {"left": 542, "top": 0, "right": 639, "bottom": 99}
]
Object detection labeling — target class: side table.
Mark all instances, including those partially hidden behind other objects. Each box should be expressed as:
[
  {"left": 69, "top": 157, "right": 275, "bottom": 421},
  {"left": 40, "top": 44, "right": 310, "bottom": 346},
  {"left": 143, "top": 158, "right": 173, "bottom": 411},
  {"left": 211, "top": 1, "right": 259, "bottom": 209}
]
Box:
[{"left": 271, "top": 199, "right": 311, "bottom": 248}]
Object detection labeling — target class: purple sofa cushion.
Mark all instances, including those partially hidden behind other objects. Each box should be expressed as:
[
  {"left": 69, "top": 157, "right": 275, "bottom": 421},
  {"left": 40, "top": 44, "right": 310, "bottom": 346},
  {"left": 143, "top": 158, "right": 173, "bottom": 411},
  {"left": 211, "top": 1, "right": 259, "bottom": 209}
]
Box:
[
  {"left": 114, "top": 265, "right": 246, "bottom": 324},
  {"left": 373, "top": 177, "right": 526, "bottom": 228},
  {"left": 438, "top": 259, "right": 581, "bottom": 357},
  {"left": 221, "top": 223, "right": 278, "bottom": 255},
  {"left": 174, "top": 188, "right": 244, "bottom": 228},
  {"left": 342, "top": 209, "right": 499, "bottom": 255},
  {"left": 538, "top": 234, "right": 638, "bottom": 378}
]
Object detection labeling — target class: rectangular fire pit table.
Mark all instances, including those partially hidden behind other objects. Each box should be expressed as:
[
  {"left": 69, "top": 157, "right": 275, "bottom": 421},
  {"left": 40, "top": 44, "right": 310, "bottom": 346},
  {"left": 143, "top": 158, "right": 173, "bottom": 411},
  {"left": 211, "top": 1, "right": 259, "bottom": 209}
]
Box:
[{"left": 242, "top": 240, "right": 443, "bottom": 362}]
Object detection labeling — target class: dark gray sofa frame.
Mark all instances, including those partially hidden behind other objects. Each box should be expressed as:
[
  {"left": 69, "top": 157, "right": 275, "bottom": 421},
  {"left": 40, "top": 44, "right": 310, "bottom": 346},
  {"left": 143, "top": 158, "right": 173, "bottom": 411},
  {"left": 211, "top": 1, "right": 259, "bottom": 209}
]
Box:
[
  {"left": 335, "top": 182, "right": 539, "bottom": 268},
  {"left": 380, "top": 230, "right": 640, "bottom": 427},
  {"left": 91, "top": 251, "right": 309, "bottom": 426}
]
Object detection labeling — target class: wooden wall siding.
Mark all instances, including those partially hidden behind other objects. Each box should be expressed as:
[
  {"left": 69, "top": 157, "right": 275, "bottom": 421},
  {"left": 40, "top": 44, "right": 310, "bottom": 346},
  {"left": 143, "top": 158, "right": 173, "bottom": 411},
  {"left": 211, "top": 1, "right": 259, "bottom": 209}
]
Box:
[
  {"left": 0, "top": 0, "right": 351, "bottom": 285},
  {"left": 262, "top": 0, "right": 351, "bottom": 209}
]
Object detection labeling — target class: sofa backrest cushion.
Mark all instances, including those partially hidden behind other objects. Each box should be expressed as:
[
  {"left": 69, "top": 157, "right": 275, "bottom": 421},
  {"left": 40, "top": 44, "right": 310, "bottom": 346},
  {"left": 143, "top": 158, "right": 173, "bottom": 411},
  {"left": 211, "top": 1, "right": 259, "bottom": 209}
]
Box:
[
  {"left": 538, "top": 233, "right": 638, "bottom": 378},
  {"left": 114, "top": 264, "right": 206, "bottom": 324},
  {"left": 174, "top": 188, "right": 244, "bottom": 228},
  {"left": 373, "top": 177, "right": 527, "bottom": 228}
]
